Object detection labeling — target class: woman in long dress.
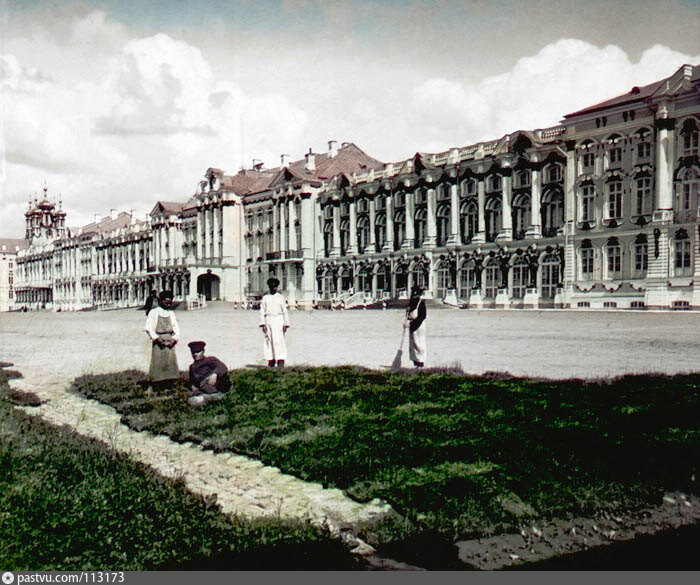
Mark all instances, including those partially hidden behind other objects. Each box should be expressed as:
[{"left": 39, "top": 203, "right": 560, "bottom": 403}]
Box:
[
  {"left": 145, "top": 290, "right": 180, "bottom": 383},
  {"left": 259, "top": 277, "right": 290, "bottom": 367},
  {"left": 407, "top": 286, "right": 427, "bottom": 368}
]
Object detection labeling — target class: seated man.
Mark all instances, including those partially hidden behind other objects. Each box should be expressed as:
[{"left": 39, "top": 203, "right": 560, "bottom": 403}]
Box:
[{"left": 187, "top": 341, "right": 231, "bottom": 406}]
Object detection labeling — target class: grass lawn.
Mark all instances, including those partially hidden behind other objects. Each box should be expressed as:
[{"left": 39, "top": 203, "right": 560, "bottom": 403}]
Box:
[
  {"left": 70, "top": 367, "right": 700, "bottom": 547},
  {"left": 0, "top": 368, "right": 361, "bottom": 570}
]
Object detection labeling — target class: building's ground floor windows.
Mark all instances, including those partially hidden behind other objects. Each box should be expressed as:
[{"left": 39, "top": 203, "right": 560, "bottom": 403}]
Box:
[
  {"left": 580, "top": 245, "right": 594, "bottom": 280},
  {"left": 541, "top": 254, "right": 560, "bottom": 299},
  {"left": 675, "top": 231, "right": 692, "bottom": 276},
  {"left": 436, "top": 263, "right": 450, "bottom": 298},
  {"left": 459, "top": 263, "right": 475, "bottom": 298},
  {"left": 484, "top": 260, "right": 499, "bottom": 298},
  {"left": 512, "top": 261, "right": 528, "bottom": 299},
  {"left": 634, "top": 241, "right": 648, "bottom": 278}
]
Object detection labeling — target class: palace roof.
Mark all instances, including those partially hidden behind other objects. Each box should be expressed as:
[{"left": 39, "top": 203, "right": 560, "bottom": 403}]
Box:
[
  {"left": 564, "top": 63, "right": 700, "bottom": 119},
  {"left": 0, "top": 238, "right": 29, "bottom": 253}
]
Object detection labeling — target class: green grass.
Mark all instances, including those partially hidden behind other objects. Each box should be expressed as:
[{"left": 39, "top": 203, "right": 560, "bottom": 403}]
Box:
[
  {"left": 70, "top": 367, "right": 700, "bottom": 544},
  {"left": 0, "top": 368, "right": 361, "bottom": 570}
]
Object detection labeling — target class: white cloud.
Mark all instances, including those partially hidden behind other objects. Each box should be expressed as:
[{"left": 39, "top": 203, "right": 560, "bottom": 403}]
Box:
[{"left": 1, "top": 4, "right": 698, "bottom": 242}]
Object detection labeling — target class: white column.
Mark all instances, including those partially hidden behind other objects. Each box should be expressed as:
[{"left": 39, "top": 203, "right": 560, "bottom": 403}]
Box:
[
  {"left": 331, "top": 202, "right": 340, "bottom": 257},
  {"left": 404, "top": 190, "right": 415, "bottom": 249},
  {"left": 287, "top": 199, "right": 296, "bottom": 255},
  {"left": 474, "top": 177, "right": 486, "bottom": 243},
  {"left": 499, "top": 170, "right": 512, "bottom": 241},
  {"left": 528, "top": 164, "right": 542, "bottom": 238},
  {"left": 348, "top": 199, "right": 358, "bottom": 255},
  {"left": 279, "top": 201, "right": 287, "bottom": 258},
  {"left": 368, "top": 198, "right": 377, "bottom": 253},
  {"left": 654, "top": 113, "right": 675, "bottom": 218},
  {"left": 425, "top": 187, "right": 437, "bottom": 247},
  {"left": 384, "top": 196, "right": 394, "bottom": 252},
  {"left": 448, "top": 182, "right": 460, "bottom": 245}
]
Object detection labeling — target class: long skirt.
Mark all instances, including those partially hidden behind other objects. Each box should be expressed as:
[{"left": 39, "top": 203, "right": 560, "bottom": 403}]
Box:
[
  {"left": 149, "top": 333, "right": 179, "bottom": 381},
  {"left": 263, "top": 314, "right": 287, "bottom": 361},
  {"left": 409, "top": 324, "right": 427, "bottom": 364}
]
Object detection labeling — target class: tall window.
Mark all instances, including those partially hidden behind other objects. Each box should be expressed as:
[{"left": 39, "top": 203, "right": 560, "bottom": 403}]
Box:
[
  {"left": 459, "top": 261, "right": 475, "bottom": 298},
  {"left": 461, "top": 179, "right": 476, "bottom": 197},
  {"left": 580, "top": 241, "right": 594, "bottom": 280},
  {"left": 394, "top": 211, "right": 406, "bottom": 250},
  {"left": 295, "top": 264, "right": 303, "bottom": 291},
  {"left": 375, "top": 214, "right": 386, "bottom": 251},
  {"left": 339, "top": 219, "right": 349, "bottom": 256},
  {"left": 682, "top": 126, "right": 699, "bottom": 157},
  {"left": 376, "top": 265, "right": 389, "bottom": 294},
  {"left": 323, "top": 222, "right": 333, "bottom": 257},
  {"left": 460, "top": 200, "right": 478, "bottom": 244},
  {"left": 357, "top": 268, "right": 370, "bottom": 293},
  {"left": 512, "top": 194, "right": 531, "bottom": 240},
  {"left": 484, "top": 259, "right": 499, "bottom": 298},
  {"left": 635, "top": 176, "right": 652, "bottom": 216},
  {"left": 674, "top": 230, "right": 692, "bottom": 276},
  {"left": 677, "top": 168, "right": 700, "bottom": 220},
  {"left": 542, "top": 191, "right": 564, "bottom": 236},
  {"left": 606, "top": 238, "right": 622, "bottom": 279},
  {"left": 436, "top": 261, "right": 450, "bottom": 299},
  {"left": 511, "top": 258, "right": 528, "bottom": 299},
  {"left": 414, "top": 208, "right": 427, "bottom": 248},
  {"left": 580, "top": 184, "right": 595, "bottom": 222},
  {"left": 485, "top": 198, "right": 502, "bottom": 242},
  {"left": 436, "top": 205, "right": 450, "bottom": 247},
  {"left": 606, "top": 181, "right": 623, "bottom": 220},
  {"left": 488, "top": 175, "right": 502, "bottom": 192},
  {"left": 357, "top": 216, "right": 370, "bottom": 253},
  {"left": 541, "top": 253, "right": 560, "bottom": 298},
  {"left": 633, "top": 235, "right": 648, "bottom": 278},
  {"left": 411, "top": 264, "right": 427, "bottom": 290}
]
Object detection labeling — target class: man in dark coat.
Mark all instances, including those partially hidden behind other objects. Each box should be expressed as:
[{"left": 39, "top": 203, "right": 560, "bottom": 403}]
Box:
[{"left": 187, "top": 341, "right": 231, "bottom": 406}]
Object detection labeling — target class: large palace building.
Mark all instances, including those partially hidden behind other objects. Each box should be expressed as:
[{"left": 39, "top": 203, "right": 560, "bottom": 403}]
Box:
[{"left": 11, "top": 63, "right": 700, "bottom": 311}]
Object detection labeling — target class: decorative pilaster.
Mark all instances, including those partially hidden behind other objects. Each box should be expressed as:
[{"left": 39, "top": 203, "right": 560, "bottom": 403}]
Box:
[
  {"left": 404, "top": 189, "right": 415, "bottom": 249},
  {"left": 448, "top": 182, "right": 460, "bottom": 245},
  {"left": 527, "top": 157, "right": 542, "bottom": 239},
  {"left": 425, "top": 187, "right": 437, "bottom": 248},
  {"left": 384, "top": 196, "right": 394, "bottom": 252},
  {"left": 331, "top": 201, "right": 341, "bottom": 257},
  {"left": 473, "top": 176, "right": 486, "bottom": 243},
  {"left": 348, "top": 198, "right": 358, "bottom": 255}
]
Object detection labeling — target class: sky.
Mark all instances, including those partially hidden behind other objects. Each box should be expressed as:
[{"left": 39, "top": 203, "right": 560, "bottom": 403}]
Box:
[{"left": 1, "top": 0, "right": 699, "bottom": 237}]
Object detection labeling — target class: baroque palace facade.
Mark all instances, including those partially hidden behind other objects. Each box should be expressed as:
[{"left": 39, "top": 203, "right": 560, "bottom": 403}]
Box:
[{"left": 11, "top": 63, "right": 700, "bottom": 311}]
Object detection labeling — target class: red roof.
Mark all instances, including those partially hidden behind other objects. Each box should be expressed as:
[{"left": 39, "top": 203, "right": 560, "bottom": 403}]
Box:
[
  {"left": 79, "top": 212, "right": 139, "bottom": 235},
  {"left": 564, "top": 64, "right": 699, "bottom": 119}
]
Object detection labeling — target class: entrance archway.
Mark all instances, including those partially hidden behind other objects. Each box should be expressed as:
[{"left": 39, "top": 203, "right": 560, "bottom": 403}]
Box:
[{"left": 197, "top": 272, "right": 221, "bottom": 300}]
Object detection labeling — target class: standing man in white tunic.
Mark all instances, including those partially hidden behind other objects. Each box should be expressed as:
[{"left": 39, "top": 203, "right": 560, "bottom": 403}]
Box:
[
  {"left": 407, "top": 285, "right": 427, "bottom": 368},
  {"left": 259, "top": 277, "right": 290, "bottom": 367}
]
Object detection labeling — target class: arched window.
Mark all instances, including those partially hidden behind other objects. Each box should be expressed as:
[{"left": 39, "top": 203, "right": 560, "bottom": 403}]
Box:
[
  {"left": 323, "top": 269, "right": 336, "bottom": 299},
  {"left": 376, "top": 264, "right": 390, "bottom": 293},
  {"left": 485, "top": 197, "right": 502, "bottom": 242},
  {"left": 633, "top": 234, "right": 648, "bottom": 278},
  {"left": 461, "top": 179, "right": 476, "bottom": 197},
  {"left": 542, "top": 190, "right": 564, "bottom": 236},
  {"left": 511, "top": 257, "right": 528, "bottom": 299},
  {"left": 414, "top": 208, "right": 427, "bottom": 248},
  {"left": 541, "top": 253, "right": 560, "bottom": 298},
  {"left": 323, "top": 221, "right": 333, "bottom": 257},
  {"left": 411, "top": 263, "right": 428, "bottom": 290},
  {"left": 516, "top": 170, "right": 530, "bottom": 188},
  {"left": 488, "top": 175, "right": 502, "bottom": 192},
  {"left": 605, "top": 237, "right": 622, "bottom": 279},
  {"left": 458, "top": 260, "right": 475, "bottom": 299},
  {"left": 674, "top": 229, "right": 692, "bottom": 277},
  {"left": 375, "top": 213, "right": 386, "bottom": 251},
  {"left": 357, "top": 267, "right": 370, "bottom": 292},
  {"left": 394, "top": 210, "right": 406, "bottom": 251},
  {"left": 484, "top": 258, "right": 499, "bottom": 298},
  {"left": 460, "top": 200, "right": 478, "bottom": 244},
  {"left": 436, "top": 260, "right": 450, "bottom": 299},
  {"left": 436, "top": 204, "right": 451, "bottom": 247},
  {"left": 395, "top": 264, "right": 407, "bottom": 293},
  {"left": 339, "top": 219, "right": 350, "bottom": 256},
  {"left": 546, "top": 164, "right": 562, "bottom": 183},
  {"left": 357, "top": 198, "right": 369, "bottom": 213},
  {"left": 580, "top": 239, "right": 594, "bottom": 281},
  {"left": 512, "top": 194, "right": 531, "bottom": 240},
  {"left": 340, "top": 267, "right": 352, "bottom": 291},
  {"left": 357, "top": 215, "right": 370, "bottom": 253}
]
